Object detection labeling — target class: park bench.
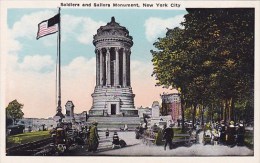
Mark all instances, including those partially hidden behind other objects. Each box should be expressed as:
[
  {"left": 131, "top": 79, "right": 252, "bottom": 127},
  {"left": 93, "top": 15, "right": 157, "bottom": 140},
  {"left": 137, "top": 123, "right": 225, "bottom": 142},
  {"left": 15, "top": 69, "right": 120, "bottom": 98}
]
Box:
[
  {"left": 143, "top": 137, "right": 156, "bottom": 146},
  {"left": 172, "top": 133, "right": 194, "bottom": 147},
  {"left": 142, "top": 131, "right": 156, "bottom": 146}
]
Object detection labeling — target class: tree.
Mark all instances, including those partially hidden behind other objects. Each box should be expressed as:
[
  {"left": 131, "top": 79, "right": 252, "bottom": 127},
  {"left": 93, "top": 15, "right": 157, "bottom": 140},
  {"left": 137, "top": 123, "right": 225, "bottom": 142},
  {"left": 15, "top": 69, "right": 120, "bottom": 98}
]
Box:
[
  {"left": 151, "top": 8, "right": 254, "bottom": 126},
  {"left": 6, "top": 100, "right": 24, "bottom": 125}
]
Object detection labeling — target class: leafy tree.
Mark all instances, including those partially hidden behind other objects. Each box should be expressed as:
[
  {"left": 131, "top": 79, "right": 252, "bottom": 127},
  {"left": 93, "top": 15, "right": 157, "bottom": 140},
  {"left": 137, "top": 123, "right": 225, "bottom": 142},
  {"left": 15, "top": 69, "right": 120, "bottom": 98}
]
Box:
[
  {"left": 151, "top": 8, "right": 254, "bottom": 126},
  {"left": 6, "top": 100, "right": 24, "bottom": 125}
]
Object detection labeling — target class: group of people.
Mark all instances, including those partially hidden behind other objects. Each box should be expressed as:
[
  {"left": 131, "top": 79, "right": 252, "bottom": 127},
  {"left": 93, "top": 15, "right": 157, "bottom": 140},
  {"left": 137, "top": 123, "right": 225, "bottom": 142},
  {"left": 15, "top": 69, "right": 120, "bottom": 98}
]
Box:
[
  {"left": 50, "top": 120, "right": 100, "bottom": 153},
  {"left": 81, "top": 122, "right": 127, "bottom": 152},
  {"left": 203, "top": 120, "right": 245, "bottom": 147}
]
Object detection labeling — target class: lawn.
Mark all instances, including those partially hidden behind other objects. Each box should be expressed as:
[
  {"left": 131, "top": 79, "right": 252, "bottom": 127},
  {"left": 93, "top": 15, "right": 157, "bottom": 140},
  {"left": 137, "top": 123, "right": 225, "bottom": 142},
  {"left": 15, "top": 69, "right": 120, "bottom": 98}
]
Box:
[{"left": 6, "top": 131, "right": 51, "bottom": 148}]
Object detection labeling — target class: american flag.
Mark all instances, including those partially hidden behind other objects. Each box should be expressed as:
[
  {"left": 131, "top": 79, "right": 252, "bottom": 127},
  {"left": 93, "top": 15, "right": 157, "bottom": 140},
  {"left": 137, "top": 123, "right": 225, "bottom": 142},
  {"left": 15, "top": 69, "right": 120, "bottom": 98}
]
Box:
[{"left": 36, "top": 14, "right": 60, "bottom": 39}]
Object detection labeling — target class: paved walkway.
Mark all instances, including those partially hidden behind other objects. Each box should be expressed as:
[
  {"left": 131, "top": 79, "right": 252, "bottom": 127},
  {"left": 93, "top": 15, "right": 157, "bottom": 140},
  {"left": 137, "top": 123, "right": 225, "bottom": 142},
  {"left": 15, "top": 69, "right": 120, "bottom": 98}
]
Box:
[{"left": 71, "top": 131, "right": 253, "bottom": 156}]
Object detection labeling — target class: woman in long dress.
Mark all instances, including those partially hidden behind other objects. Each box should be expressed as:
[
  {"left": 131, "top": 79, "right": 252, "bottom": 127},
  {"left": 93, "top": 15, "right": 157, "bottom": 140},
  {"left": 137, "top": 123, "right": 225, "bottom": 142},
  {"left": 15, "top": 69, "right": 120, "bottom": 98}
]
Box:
[{"left": 87, "top": 122, "right": 99, "bottom": 152}]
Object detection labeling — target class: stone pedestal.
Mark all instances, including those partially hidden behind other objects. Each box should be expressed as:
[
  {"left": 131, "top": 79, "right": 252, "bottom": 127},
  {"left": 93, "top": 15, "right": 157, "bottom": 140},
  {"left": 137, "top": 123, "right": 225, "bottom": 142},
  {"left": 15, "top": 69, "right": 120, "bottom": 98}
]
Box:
[{"left": 90, "top": 86, "right": 137, "bottom": 116}]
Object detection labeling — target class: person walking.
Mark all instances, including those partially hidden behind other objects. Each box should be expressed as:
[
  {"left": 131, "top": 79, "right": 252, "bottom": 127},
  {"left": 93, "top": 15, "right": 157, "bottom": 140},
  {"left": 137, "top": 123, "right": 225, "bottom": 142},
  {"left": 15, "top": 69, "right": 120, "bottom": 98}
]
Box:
[
  {"left": 226, "top": 121, "right": 236, "bottom": 147},
  {"left": 237, "top": 122, "right": 245, "bottom": 146},
  {"left": 163, "top": 124, "right": 174, "bottom": 150}
]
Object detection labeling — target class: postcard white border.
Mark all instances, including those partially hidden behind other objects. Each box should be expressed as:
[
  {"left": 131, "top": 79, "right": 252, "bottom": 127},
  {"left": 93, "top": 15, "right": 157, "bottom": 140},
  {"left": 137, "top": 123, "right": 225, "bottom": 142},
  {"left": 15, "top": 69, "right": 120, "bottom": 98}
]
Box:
[{"left": 1, "top": 1, "right": 259, "bottom": 163}]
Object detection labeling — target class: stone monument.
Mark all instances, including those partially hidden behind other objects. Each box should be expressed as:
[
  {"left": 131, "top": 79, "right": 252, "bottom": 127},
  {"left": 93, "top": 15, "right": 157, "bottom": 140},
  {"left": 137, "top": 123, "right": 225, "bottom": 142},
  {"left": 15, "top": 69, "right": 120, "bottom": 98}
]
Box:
[
  {"left": 89, "top": 17, "right": 138, "bottom": 117},
  {"left": 64, "top": 101, "right": 75, "bottom": 122},
  {"left": 151, "top": 101, "right": 160, "bottom": 118}
]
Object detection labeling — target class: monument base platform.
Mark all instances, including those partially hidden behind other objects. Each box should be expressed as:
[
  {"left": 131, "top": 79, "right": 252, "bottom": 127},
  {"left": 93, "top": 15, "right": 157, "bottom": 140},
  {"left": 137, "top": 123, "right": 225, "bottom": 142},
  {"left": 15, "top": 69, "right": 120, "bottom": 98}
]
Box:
[
  {"left": 86, "top": 116, "right": 142, "bottom": 129},
  {"left": 89, "top": 109, "right": 138, "bottom": 117},
  {"left": 90, "top": 86, "right": 137, "bottom": 116}
]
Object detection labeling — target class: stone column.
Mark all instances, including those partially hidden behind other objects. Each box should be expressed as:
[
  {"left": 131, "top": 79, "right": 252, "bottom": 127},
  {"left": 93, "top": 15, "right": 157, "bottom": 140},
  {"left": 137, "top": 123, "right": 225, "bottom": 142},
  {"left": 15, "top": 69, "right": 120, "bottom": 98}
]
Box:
[
  {"left": 99, "top": 48, "right": 103, "bottom": 86},
  {"left": 96, "top": 49, "right": 100, "bottom": 86},
  {"left": 115, "top": 47, "right": 120, "bottom": 86},
  {"left": 127, "top": 50, "right": 131, "bottom": 86},
  {"left": 123, "top": 48, "right": 127, "bottom": 87},
  {"left": 106, "top": 48, "right": 111, "bottom": 86}
]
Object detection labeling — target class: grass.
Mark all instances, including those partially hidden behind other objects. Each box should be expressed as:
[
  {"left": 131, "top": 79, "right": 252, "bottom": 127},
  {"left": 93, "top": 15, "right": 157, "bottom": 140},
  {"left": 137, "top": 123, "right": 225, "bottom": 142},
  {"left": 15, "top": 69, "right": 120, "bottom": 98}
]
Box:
[{"left": 6, "top": 131, "right": 51, "bottom": 149}]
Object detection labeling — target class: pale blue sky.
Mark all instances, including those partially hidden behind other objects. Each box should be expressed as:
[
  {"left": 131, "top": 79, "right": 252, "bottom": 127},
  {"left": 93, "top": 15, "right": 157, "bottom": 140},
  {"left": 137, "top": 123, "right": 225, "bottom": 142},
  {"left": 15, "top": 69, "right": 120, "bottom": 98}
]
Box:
[{"left": 8, "top": 8, "right": 187, "bottom": 66}]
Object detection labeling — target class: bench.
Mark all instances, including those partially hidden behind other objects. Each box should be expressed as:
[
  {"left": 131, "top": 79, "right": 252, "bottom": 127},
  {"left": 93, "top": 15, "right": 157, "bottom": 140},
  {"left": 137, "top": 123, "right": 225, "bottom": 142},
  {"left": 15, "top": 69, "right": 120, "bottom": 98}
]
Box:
[
  {"left": 172, "top": 133, "right": 193, "bottom": 147},
  {"left": 143, "top": 137, "right": 156, "bottom": 146},
  {"left": 142, "top": 131, "right": 157, "bottom": 146}
]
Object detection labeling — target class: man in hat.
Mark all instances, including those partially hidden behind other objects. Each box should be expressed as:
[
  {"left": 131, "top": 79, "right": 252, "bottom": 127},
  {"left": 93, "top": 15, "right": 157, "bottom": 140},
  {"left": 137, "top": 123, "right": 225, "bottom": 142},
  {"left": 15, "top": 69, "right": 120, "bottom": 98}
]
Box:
[
  {"left": 219, "top": 120, "right": 226, "bottom": 145},
  {"left": 226, "top": 121, "right": 236, "bottom": 147},
  {"left": 237, "top": 122, "right": 245, "bottom": 146},
  {"left": 163, "top": 124, "right": 174, "bottom": 150}
]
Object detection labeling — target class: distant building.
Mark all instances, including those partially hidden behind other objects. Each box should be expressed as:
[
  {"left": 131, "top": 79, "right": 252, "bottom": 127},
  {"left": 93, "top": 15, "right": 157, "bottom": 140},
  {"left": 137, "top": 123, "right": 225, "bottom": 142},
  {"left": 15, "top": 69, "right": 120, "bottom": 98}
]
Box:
[
  {"left": 65, "top": 101, "right": 75, "bottom": 117},
  {"left": 151, "top": 101, "right": 160, "bottom": 118},
  {"left": 17, "top": 118, "right": 56, "bottom": 131},
  {"left": 137, "top": 106, "right": 151, "bottom": 117},
  {"left": 74, "top": 111, "right": 87, "bottom": 123},
  {"left": 161, "top": 93, "right": 181, "bottom": 122}
]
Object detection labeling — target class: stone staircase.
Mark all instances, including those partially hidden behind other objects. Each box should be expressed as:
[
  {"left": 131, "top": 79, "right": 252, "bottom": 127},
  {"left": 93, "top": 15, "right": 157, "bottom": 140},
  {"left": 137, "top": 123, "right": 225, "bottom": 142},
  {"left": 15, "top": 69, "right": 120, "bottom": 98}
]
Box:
[{"left": 86, "top": 116, "right": 143, "bottom": 129}]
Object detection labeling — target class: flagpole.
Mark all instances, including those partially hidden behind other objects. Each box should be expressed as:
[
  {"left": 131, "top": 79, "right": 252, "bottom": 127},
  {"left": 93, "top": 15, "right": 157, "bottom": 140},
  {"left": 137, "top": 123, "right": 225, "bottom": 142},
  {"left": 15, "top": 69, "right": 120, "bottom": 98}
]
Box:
[
  {"left": 55, "top": 7, "right": 64, "bottom": 120},
  {"left": 58, "top": 7, "right": 61, "bottom": 109}
]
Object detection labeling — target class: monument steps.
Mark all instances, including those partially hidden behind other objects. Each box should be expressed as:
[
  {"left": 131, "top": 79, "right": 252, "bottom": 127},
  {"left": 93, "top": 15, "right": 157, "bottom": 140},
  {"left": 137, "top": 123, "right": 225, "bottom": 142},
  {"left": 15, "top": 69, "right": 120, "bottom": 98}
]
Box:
[{"left": 86, "top": 116, "right": 143, "bottom": 129}]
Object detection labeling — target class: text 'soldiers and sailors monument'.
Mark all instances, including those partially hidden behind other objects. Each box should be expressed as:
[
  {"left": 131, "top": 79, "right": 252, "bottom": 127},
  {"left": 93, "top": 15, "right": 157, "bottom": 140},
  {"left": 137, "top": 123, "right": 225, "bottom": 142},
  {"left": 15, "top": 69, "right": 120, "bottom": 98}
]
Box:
[{"left": 89, "top": 17, "right": 138, "bottom": 117}]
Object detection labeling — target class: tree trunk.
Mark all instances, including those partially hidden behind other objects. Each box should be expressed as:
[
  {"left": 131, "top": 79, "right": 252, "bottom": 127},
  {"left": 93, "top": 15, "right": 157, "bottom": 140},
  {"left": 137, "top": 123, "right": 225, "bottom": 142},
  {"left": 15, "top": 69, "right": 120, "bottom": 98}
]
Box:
[
  {"left": 231, "top": 97, "right": 234, "bottom": 121},
  {"left": 224, "top": 99, "right": 228, "bottom": 123},
  {"left": 181, "top": 96, "right": 185, "bottom": 132},
  {"left": 192, "top": 103, "right": 197, "bottom": 128},
  {"left": 226, "top": 97, "right": 233, "bottom": 123},
  {"left": 201, "top": 104, "right": 204, "bottom": 126},
  {"left": 220, "top": 101, "right": 224, "bottom": 121},
  {"left": 211, "top": 104, "right": 214, "bottom": 122}
]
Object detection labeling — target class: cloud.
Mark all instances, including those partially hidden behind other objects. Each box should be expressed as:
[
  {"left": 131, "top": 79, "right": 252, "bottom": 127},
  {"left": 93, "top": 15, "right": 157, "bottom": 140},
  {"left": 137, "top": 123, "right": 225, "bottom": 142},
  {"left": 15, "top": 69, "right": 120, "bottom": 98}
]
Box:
[
  {"left": 61, "top": 15, "right": 104, "bottom": 45},
  {"left": 9, "top": 10, "right": 105, "bottom": 45},
  {"left": 5, "top": 54, "right": 96, "bottom": 118},
  {"left": 131, "top": 60, "right": 177, "bottom": 108},
  {"left": 144, "top": 15, "right": 185, "bottom": 42},
  {"left": 6, "top": 29, "right": 22, "bottom": 54},
  {"left": 75, "top": 17, "right": 105, "bottom": 45},
  {"left": 11, "top": 10, "right": 57, "bottom": 40},
  {"left": 18, "top": 55, "right": 55, "bottom": 72},
  {"left": 61, "top": 56, "right": 96, "bottom": 112}
]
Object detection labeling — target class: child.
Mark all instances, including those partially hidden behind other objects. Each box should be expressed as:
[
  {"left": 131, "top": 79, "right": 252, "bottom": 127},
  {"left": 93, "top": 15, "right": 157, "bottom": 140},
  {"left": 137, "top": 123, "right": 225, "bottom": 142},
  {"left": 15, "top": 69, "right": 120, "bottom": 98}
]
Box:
[
  {"left": 112, "top": 131, "right": 127, "bottom": 149},
  {"left": 105, "top": 128, "right": 109, "bottom": 138},
  {"left": 112, "top": 132, "right": 120, "bottom": 145}
]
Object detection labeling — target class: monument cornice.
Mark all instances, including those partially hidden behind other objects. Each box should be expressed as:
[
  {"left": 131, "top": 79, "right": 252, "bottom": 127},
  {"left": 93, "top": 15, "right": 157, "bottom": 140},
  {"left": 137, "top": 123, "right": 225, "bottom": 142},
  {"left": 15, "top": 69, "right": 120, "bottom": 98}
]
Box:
[{"left": 93, "top": 37, "right": 133, "bottom": 47}]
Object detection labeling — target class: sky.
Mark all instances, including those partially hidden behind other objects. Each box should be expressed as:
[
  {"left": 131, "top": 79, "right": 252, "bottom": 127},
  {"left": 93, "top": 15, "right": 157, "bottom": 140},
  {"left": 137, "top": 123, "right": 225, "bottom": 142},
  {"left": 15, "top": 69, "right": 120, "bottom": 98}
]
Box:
[{"left": 5, "top": 8, "right": 187, "bottom": 118}]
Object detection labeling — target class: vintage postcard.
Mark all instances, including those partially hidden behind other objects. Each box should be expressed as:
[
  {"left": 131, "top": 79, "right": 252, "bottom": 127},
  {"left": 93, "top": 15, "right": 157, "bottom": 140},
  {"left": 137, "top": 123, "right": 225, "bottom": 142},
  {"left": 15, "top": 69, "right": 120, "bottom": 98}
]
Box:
[{"left": 1, "top": 0, "right": 259, "bottom": 163}]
